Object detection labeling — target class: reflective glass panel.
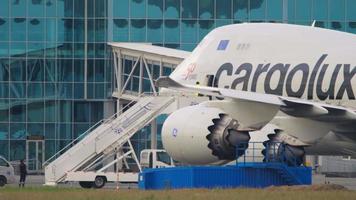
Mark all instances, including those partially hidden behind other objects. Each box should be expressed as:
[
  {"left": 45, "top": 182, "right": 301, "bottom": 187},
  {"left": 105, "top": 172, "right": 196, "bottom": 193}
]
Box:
[
  {"left": 165, "top": 0, "right": 180, "bottom": 18},
  {"left": 250, "top": 0, "right": 266, "bottom": 20},
  {"left": 0, "top": 1, "right": 9, "bottom": 17},
  {"left": 113, "top": 0, "right": 129, "bottom": 17},
  {"left": 10, "top": 140, "right": 25, "bottom": 160},
  {"left": 182, "top": 0, "right": 197, "bottom": 18},
  {"left": 216, "top": 0, "right": 232, "bottom": 19},
  {"left": 330, "top": 0, "right": 345, "bottom": 21},
  {"left": 267, "top": 0, "right": 282, "bottom": 20},
  {"left": 295, "top": 0, "right": 311, "bottom": 21},
  {"left": 11, "top": 0, "right": 26, "bottom": 17},
  {"left": 0, "top": 18, "right": 9, "bottom": 41},
  {"left": 148, "top": 0, "right": 163, "bottom": 18},
  {"left": 199, "top": 0, "right": 214, "bottom": 19},
  {"left": 347, "top": 0, "right": 356, "bottom": 21},
  {"left": 11, "top": 18, "right": 26, "bottom": 42},
  {"left": 164, "top": 20, "right": 179, "bottom": 43},
  {"left": 234, "top": 0, "right": 249, "bottom": 20},
  {"left": 28, "top": 0, "right": 45, "bottom": 17},
  {"left": 312, "top": 0, "right": 328, "bottom": 21},
  {"left": 147, "top": 20, "right": 163, "bottom": 42},
  {"left": 181, "top": 20, "right": 197, "bottom": 43},
  {"left": 131, "top": 0, "right": 146, "bottom": 18},
  {"left": 131, "top": 19, "right": 146, "bottom": 42},
  {"left": 113, "top": 19, "right": 129, "bottom": 41}
]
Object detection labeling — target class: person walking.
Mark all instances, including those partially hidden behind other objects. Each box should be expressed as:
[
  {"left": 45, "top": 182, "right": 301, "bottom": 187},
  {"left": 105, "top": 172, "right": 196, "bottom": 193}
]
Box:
[{"left": 19, "top": 159, "right": 27, "bottom": 188}]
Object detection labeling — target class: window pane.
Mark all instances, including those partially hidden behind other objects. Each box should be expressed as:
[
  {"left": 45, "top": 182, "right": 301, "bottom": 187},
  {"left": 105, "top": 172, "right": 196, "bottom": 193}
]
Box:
[
  {"left": 347, "top": 0, "right": 356, "bottom": 21},
  {"left": 148, "top": 0, "right": 163, "bottom": 18},
  {"left": 28, "top": 123, "right": 44, "bottom": 136},
  {"left": 234, "top": 0, "right": 249, "bottom": 20},
  {"left": 131, "top": 0, "right": 146, "bottom": 18},
  {"left": 295, "top": 0, "right": 311, "bottom": 21},
  {"left": 131, "top": 19, "right": 146, "bottom": 42},
  {"left": 10, "top": 83, "right": 26, "bottom": 98},
  {"left": 0, "top": 124, "right": 9, "bottom": 139},
  {"left": 95, "top": 19, "right": 106, "bottom": 43},
  {"left": 95, "top": 0, "right": 106, "bottom": 17},
  {"left": 46, "top": 19, "right": 57, "bottom": 42},
  {"left": 250, "top": 0, "right": 266, "bottom": 20},
  {"left": 330, "top": 0, "right": 345, "bottom": 21},
  {"left": 45, "top": 124, "right": 56, "bottom": 139},
  {"left": 267, "top": 0, "right": 282, "bottom": 21},
  {"left": 11, "top": 0, "right": 26, "bottom": 17},
  {"left": 11, "top": 18, "right": 26, "bottom": 41},
  {"left": 45, "top": 101, "right": 57, "bottom": 122},
  {"left": 182, "top": 0, "right": 197, "bottom": 18},
  {"left": 347, "top": 22, "right": 356, "bottom": 34},
  {"left": 113, "top": 19, "right": 129, "bottom": 41},
  {"left": 165, "top": 0, "right": 180, "bottom": 19},
  {"left": 0, "top": 140, "right": 9, "bottom": 159},
  {"left": 46, "top": 0, "right": 57, "bottom": 17},
  {"left": 74, "top": 0, "right": 85, "bottom": 18},
  {"left": 74, "top": 19, "right": 85, "bottom": 43},
  {"left": 10, "top": 59, "right": 26, "bottom": 81},
  {"left": 147, "top": 20, "right": 163, "bottom": 42},
  {"left": 0, "top": 1, "right": 9, "bottom": 17},
  {"left": 199, "top": 20, "right": 214, "bottom": 40},
  {"left": 199, "top": 0, "right": 214, "bottom": 19},
  {"left": 10, "top": 140, "right": 25, "bottom": 160},
  {"left": 10, "top": 105, "right": 26, "bottom": 122},
  {"left": 181, "top": 20, "right": 197, "bottom": 43},
  {"left": 164, "top": 20, "right": 179, "bottom": 43},
  {"left": 113, "top": 0, "right": 129, "bottom": 17},
  {"left": 216, "top": 0, "right": 232, "bottom": 19},
  {"left": 28, "top": 0, "right": 45, "bottom": 17},
  {"left": 10, "top": 123, "right": 26, "bottom": 139},
  {"left": 0, "top": 42, "right": 9, "bottom": 58},
  {"left": 28, "top": 59, "right": 44, "bottom": 81},
  {"left": 0, "top": 18, "right": 9, "bottom": 41},
  {"left": 312, "top": 0, "right": 328, "bottom": 21},
  {"left": 28, "top": 83, "right": 43, "bottom": 99}
]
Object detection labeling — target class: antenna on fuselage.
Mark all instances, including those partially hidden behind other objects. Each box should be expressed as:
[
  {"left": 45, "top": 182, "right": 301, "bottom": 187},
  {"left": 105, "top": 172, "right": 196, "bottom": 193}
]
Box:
[{"left": 311, "top": 20, "right": 316, "bottom": 27}]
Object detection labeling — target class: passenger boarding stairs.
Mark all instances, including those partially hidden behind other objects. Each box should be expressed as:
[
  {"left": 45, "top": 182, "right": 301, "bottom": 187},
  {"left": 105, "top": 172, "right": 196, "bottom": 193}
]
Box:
[{"left": 44, "top": 95, "right": 175, "bottom": 185}]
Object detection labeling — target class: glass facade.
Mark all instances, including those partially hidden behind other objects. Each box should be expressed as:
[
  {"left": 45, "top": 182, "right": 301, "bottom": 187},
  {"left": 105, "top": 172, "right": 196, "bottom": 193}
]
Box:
[
  {"left": 0, "top": 0, "right": 113, "bottom": 162},
  {"left": 0, "top": 0, "right": 356, "bottom": 163}
]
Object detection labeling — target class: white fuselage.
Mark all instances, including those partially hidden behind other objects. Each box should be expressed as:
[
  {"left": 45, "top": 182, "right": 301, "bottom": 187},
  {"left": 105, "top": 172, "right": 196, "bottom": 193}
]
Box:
[
  {"left": 171, "top": 23, "right": 356, "bottom": 108},
  {"left": 168, "top": 23, "right": 356, "bottom": 156}
]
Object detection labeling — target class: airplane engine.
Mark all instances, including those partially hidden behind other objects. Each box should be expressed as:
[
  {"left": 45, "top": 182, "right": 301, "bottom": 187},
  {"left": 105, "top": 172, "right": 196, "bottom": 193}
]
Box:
[{"left": 162, "top": 105, "right": 250, "bottom": 165}]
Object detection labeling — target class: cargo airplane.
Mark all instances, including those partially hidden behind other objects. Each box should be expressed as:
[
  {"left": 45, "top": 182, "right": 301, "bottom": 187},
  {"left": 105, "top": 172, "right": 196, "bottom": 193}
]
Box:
[{"left": 157, "top": 23, "right": 356, "bottom": 166}]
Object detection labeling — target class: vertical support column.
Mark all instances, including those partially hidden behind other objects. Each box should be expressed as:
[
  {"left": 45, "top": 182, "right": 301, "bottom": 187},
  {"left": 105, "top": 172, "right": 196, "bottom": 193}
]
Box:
[
  {"left": 282, "top": 0, "right": 288, "bottom": 23},
  {"left": 139, "top": 55, "right": 143, "bottom": 94},
  {"left": 150, "top": 119, "right": 157, "bottom": 149},
  {"left": 84, "top": 0, "right": 88, "bottom": 99}
]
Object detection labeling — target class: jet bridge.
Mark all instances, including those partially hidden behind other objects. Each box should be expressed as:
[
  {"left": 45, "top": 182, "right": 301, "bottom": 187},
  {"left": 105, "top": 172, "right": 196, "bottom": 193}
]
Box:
[{"left": 44, "top": 95, "right": 175, "bottom": 185}]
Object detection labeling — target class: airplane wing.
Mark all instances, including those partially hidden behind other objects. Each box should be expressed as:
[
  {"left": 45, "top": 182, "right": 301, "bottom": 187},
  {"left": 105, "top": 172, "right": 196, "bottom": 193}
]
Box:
[{"left": 157, "top": 77, "right": 356, "bottom": 125}]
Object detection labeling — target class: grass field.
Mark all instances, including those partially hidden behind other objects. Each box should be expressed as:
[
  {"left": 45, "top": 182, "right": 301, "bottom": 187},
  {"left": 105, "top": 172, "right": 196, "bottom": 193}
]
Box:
[{"left": 0, "top": 186, "right": 356, "bottom": 200}]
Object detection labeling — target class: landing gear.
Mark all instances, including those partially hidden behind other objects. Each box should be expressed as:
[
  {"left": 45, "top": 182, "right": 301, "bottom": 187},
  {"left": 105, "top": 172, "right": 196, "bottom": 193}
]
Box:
[{"left": 262, "top": 133, "right": 305, "bottom": 166}]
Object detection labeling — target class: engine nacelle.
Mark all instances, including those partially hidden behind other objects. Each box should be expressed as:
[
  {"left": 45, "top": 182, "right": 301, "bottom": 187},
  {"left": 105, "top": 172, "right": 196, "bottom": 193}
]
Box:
[{"left": 162, "top": 105, "right": 250, "bottom": 165}]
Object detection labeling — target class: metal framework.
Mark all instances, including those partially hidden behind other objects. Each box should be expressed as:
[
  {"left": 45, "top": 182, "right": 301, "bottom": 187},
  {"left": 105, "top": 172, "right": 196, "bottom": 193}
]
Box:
[{"left": 109, "top": 42, "right": 189, "bottom": 100}]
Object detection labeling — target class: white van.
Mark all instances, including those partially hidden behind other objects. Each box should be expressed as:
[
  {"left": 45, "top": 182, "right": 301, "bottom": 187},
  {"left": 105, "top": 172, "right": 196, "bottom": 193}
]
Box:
[{"left": 0, "top": 156, "right": 16, "bottom": 187}]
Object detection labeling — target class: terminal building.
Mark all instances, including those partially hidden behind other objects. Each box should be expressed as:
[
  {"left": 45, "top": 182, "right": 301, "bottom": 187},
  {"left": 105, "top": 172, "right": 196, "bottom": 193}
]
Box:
[{"left": 0, "top": 0, "right": 356, "bottom": 173}]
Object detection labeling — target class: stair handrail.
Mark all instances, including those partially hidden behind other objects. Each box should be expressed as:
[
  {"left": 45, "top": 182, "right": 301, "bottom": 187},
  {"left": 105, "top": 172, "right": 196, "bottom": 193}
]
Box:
[{"left": 43, "top": 92, "right": 158, "bottom": 167}]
